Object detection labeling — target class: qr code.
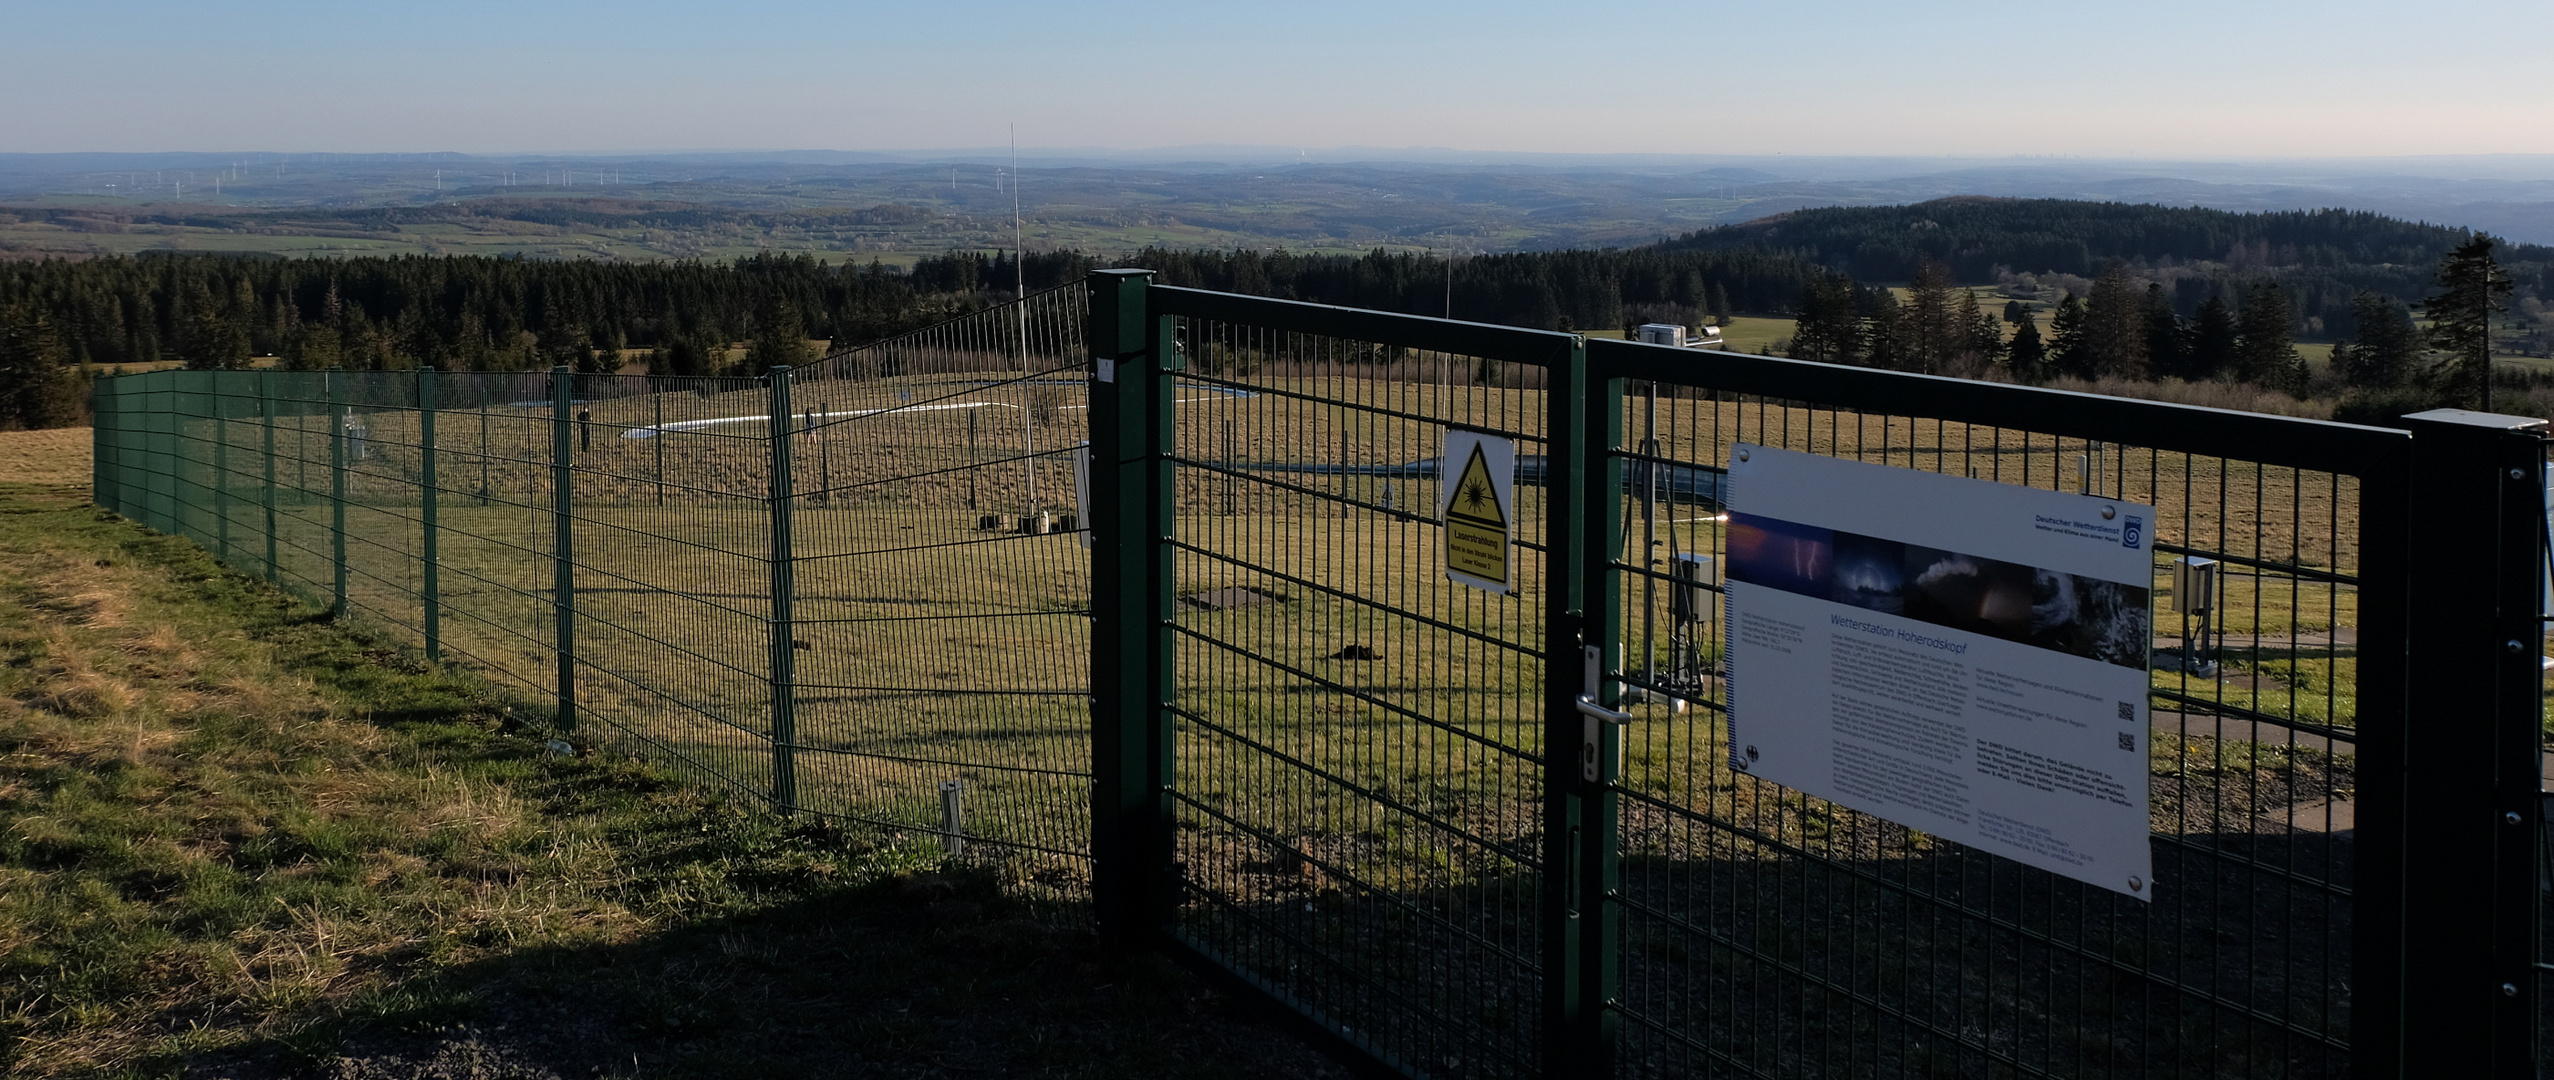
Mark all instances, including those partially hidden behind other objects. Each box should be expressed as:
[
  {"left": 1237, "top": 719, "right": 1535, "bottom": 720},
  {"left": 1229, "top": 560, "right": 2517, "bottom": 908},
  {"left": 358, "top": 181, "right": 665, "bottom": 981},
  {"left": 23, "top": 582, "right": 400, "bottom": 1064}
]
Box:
[
  {"left": 2118, "top": 732, "right": 2137, "bottom": 752},
  {"left": 2116, "top": 701, "right": 2136, "bottom": 721}
]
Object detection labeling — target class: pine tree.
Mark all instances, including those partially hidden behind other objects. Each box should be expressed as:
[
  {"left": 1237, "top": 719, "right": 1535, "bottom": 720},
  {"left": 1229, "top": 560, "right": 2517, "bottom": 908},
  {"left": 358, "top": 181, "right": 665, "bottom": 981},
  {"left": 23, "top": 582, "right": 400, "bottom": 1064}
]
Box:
[
  {"left": 178, "top": 281, "right": 249, "bottom": 370},
  {"left": 1904, "top": 260, "right": 1957, "bottom": 374},
  {"left": 2002, "top": 299, "right": 2028, "bottom": 325},
  {"left": 2232, "top": 282, "right": 2306, "bottom": 393},
  {"left": 744, "top": 297, "right": 813, "bottom": 374},
  {"left": 2046, "top": 291, "right": 2088, "bottom": 377},
  {"left": 1786, "top": 275, "right": 1861, "bottom": 365},
  {"left": 2422, "top": 234, "right": 2513, "bottom": 411},
  {"left": 2188, "top": 293, "right": 2238, "bottom": 379},
  {"left": 1707, "top": 282, "right": 1733, "bottom": 326},
  {"left": 659, "top": 336, "right": 711, "bottom": 378},
  {"left": 2340, "top": 290, "right": 2422, "bottom": 389},
  {"left": 0, "top": 301, "right": 79, "bottom": 429},
  {"left": 1862, "top": 290, "right": 1908, "bottom": 371},
  {"left": 1953, "top": 288, "right": 2001, "bottom": 371},
  {"left": 2141, "top": 283, "right": 2189, "bottom": 379},
  {"left": 2004, "top": 317, "right": 2049, "bottom": 382},
  {"left": 2075, "top": 262, "right": 2148, "bottom": 380}
]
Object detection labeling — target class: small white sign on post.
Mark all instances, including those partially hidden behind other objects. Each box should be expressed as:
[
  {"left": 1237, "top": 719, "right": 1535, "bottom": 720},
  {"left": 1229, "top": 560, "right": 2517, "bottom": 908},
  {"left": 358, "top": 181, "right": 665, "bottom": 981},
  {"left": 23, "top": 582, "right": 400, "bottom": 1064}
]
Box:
[
  {"left": 1438, "top": 430, "right": 1516, "bottom": 594},
  {"left": 1724, "top": 444, "right": 2157, "bottom": 899}
]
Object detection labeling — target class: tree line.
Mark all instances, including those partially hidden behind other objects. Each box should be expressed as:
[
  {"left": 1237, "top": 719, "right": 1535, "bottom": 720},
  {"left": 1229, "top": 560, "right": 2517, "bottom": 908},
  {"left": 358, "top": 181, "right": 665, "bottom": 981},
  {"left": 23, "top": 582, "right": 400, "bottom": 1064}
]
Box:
[
  {"left": 0, "top": 197, "right": 2537, "bottom": 430},
  {"left": 1787, "top": 236, "right": 2518, "bottom": 414},
  {"left": 1669, "top": 197, "right": 2552, "bottom": 347},
  {"left": 0, "top": 250, "right": 1082, "bottom": 427},
  {"left": 0, "top": 244, "right": 1826, "bottom": 428}
]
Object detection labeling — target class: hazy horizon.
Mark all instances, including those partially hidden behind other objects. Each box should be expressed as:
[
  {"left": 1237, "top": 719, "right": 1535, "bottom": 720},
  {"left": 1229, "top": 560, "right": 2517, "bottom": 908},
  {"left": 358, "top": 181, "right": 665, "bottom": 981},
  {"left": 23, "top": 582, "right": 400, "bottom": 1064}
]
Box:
[{"left": 7, "top": 0, "right": 2548, "bottom": 159}]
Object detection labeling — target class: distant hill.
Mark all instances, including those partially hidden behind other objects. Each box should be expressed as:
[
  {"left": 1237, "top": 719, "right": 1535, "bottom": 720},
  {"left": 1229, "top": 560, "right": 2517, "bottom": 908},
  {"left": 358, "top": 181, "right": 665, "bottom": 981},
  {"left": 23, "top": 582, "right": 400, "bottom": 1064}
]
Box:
[
  {"left": 1665, "top": 197, "right": 2551, "bottom": 288},
  {"left": 1655, "top": 198, "right": 2551, "bottom": 339}
]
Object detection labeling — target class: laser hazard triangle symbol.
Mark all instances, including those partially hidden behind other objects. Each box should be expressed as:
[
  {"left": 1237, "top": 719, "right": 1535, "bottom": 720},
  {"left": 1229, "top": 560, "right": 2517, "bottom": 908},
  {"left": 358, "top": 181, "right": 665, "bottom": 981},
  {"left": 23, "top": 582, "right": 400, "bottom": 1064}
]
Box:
[{"left": 1439, "top": 431, "right": 1515, "bottom": 594}]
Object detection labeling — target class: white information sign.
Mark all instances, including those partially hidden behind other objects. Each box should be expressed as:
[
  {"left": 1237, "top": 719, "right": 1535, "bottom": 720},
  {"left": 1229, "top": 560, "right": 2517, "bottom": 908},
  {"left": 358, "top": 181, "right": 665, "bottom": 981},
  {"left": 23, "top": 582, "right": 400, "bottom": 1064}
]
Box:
[
  {"left": 1438, "top": 430, "right": 1516, "bottom": 594},
  {"left": 1724, "top": 444, "right": 2157, "bottom": 899}
]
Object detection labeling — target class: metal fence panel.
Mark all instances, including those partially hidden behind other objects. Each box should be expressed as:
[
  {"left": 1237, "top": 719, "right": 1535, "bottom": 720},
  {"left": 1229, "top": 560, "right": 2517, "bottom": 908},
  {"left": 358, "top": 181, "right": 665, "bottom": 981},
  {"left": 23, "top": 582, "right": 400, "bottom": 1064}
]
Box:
[
  {"left": 1588, "top": 339, "right": 2412, "bottom": 1079},
  {"left": 87, "top": 283, "right": 1097, "bottom": 907},
  {"left": 1133, "top": 282, "right": 1577, "bottom": 1078}
]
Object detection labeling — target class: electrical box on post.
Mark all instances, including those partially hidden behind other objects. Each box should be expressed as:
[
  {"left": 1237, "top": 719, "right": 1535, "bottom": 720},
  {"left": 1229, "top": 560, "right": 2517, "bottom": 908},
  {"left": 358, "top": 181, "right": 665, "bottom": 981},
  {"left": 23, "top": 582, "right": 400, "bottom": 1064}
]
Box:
[
  {"left": 2173, "top": 556, "right": 2218, "bottom": 614},
  {"left": 1670, "top": 553, "right": 1717, "bottom": 624}
]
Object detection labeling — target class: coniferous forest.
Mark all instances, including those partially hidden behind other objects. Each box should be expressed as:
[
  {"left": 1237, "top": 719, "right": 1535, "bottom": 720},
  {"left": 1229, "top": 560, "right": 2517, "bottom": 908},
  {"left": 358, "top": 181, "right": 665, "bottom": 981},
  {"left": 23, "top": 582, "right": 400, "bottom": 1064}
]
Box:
[{"left": 2, "top": 198, "right": 2549, "bottom": 429}]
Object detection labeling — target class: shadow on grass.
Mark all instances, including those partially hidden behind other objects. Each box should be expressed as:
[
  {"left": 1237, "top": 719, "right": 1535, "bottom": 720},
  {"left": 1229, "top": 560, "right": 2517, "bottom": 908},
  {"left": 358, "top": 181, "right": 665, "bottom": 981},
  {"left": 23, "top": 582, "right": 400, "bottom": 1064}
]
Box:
[
  {"left": 185, "top": 871, "right": 1349, "bottom": 1080},
  {"left": 183, "top": 620, "right": 1351, "bottom": 1080},
  {"left": 0, "top": 486, "right": 1340, "bottom": 1080}
]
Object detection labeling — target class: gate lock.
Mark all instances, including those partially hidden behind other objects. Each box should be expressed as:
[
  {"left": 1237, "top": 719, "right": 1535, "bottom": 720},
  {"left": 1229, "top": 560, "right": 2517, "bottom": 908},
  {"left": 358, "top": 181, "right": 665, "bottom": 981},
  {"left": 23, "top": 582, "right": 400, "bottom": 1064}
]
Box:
[{"left": 1577, "top": 644, "right": 1634, "bottom": 783}]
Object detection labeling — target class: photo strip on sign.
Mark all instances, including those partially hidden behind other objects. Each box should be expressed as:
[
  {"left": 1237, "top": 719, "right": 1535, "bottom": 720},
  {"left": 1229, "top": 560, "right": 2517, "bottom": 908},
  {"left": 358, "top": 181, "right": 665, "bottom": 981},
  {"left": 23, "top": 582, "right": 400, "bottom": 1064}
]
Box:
[
  {"left": 1723, "top": 444, "right": 2157, "bottom": 899},
  {"left": 1439, "top": 430, "right": 1516, "bottom": 594}
]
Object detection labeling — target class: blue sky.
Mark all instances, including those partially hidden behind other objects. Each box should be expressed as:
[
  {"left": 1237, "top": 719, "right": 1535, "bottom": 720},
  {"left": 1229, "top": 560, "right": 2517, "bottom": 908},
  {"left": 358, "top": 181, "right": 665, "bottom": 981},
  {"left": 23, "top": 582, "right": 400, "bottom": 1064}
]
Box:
[{"left": 4, "top": 0, "right": 2548, "bottom": 157}]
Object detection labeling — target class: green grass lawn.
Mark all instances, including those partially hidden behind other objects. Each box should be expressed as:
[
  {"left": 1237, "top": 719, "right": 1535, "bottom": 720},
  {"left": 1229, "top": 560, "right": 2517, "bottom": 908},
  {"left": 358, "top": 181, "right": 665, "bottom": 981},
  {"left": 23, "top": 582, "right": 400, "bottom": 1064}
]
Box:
[{"left": 0, "top": 477, "right": 1343, "bottom": 1079}]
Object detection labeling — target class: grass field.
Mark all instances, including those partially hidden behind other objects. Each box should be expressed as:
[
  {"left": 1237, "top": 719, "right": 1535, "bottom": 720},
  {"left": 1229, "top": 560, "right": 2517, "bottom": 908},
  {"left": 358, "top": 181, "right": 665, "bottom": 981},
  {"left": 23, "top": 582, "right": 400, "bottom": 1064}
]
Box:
[{"left": 0, "top": 457, "right": 1349, "bottom": 1078}]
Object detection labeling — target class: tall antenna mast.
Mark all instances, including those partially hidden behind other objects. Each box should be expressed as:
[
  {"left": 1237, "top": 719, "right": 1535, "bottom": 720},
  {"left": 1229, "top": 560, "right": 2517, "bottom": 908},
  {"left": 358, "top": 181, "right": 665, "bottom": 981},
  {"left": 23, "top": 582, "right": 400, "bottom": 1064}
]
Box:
[
  {"left": 1012, "top": 123, "right": 1037, "bottom": 516},
  {"left": 1011, "top": 124, "right": 1025, "bottom": 304}
]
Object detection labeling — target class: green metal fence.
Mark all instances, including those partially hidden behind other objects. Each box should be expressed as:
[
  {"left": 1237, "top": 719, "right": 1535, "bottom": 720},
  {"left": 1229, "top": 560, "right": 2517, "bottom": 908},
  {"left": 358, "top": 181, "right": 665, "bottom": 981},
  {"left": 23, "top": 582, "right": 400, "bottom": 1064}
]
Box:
[
  {"left": 94, "top": 273, "right": 2554, "bottom": 1078},
  {"left": 1084, "top": 270, "right": 2549, "bottom": 1079},
  {"left": 91, "top": 281, "right": 1099, "bottom": 899}
]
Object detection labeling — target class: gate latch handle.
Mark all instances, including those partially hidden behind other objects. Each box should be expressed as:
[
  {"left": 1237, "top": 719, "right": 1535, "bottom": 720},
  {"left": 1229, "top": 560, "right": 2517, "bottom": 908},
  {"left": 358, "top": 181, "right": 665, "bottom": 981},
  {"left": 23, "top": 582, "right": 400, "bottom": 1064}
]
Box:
[
  {"left": 1578, "top": 693, "right": 1633, "bottom": 784},
  {"left": 1579, "top": 644, "right": 1633, "bottom": 783},
  {"left": 1575, "top": 695, "right": 1633, "bottom": 724}
]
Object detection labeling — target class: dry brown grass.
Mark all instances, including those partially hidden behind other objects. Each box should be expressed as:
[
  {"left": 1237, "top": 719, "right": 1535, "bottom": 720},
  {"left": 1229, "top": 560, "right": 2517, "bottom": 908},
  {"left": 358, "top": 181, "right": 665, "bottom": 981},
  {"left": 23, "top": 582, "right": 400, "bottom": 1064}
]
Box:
[
  {"left": 0, "top": 482, "right": 1340, "bottom": 1079},
  {"left": 0, "top": 427, "right": 94, "bottom": 487}
]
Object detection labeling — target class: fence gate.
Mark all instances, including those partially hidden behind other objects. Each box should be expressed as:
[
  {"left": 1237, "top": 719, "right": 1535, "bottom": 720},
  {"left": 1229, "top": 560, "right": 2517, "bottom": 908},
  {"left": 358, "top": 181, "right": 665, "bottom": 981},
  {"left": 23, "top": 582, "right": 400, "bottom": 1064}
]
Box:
[
  {"left": 1088, "top": 271, "right": 1587, "bottom": 1076},
  {"left": 1580, "top": 342, "right": 2414, "bottom": 1080},
  {"left": 1083, "top": 270, "right": 2552, "bottom": 1080}
]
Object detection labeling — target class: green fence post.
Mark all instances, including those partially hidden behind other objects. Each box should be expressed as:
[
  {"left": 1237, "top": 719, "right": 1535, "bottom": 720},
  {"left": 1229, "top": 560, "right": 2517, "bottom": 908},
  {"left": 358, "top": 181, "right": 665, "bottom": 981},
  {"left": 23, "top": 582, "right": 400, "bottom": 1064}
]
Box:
[
  {"left": 1573, "top": 336, "right": 1626, "bottom": 1077},
  {"left": 328, "top": 366, "right": 347, "bottom": 618},
  {"left": 1087, "top": 269, "right": 1174, "bottom": 944},
  {"left": 2397, "top": 409, "right": 2548, "bottom": 1078},
  {"left": 767, "top": 366, "right": 798, "bottom": 811},
  {"left": 214, "top": 376, "right": 231, "bottom": 565},
  {"left": 1540, "top": 332, "right": 1622, "bottom": 1076},
  {"left": 419, "top": 367, "right": 440, "bottom": 663},
  {"left": 551, "top": 366, "right": 577, "bottom": 732},
  {"left": 260, "top": 370, "right": 278, "bottom": 585}
]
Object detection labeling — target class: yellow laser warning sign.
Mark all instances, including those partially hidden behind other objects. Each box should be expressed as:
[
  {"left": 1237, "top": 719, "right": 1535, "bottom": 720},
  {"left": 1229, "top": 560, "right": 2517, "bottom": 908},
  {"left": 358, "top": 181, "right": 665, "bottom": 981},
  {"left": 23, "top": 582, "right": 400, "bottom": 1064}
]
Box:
[{"left": 1439, "top": 431, "right": 1515, "bottom": 593}]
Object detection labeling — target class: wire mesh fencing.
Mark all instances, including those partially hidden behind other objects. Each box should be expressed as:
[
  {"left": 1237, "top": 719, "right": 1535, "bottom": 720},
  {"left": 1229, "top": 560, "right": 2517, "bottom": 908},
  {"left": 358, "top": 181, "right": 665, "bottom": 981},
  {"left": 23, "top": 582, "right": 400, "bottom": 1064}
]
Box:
[
  {"left": 90, "top": 274, "right": 2554, "bottom": 1078},
  {"left": 1586, "top": 352, "right": 2389, "bottom": 1078},
  {"left": 1148, "top": 289, "right": 1567, "bottom": 1078},
  {"left": 90, "top": 282, "right": 1097, "bottom": 902}
]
